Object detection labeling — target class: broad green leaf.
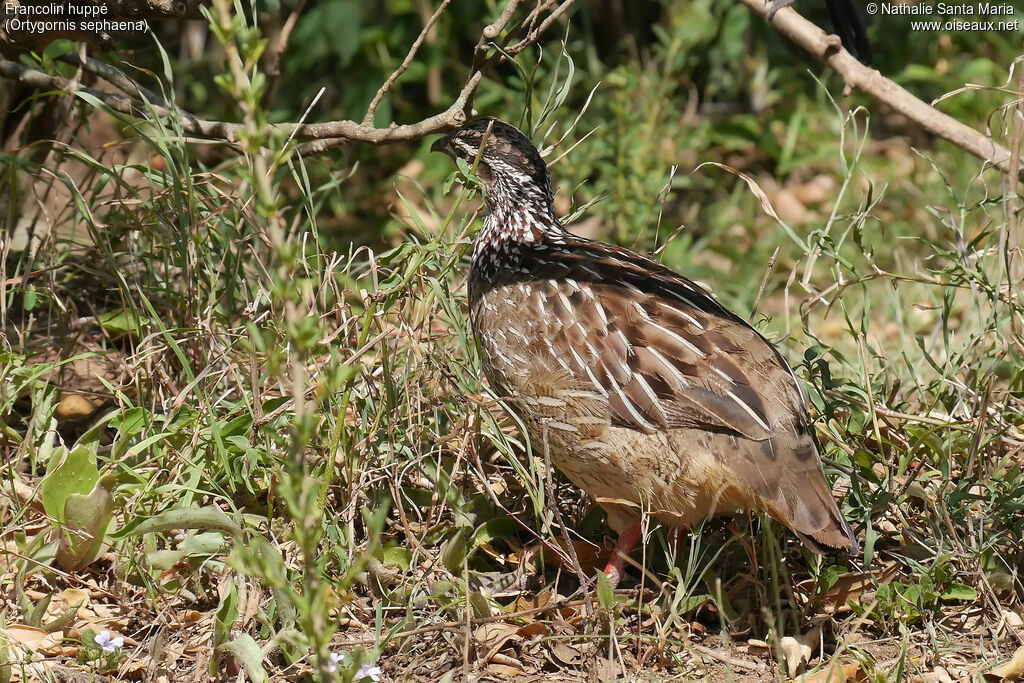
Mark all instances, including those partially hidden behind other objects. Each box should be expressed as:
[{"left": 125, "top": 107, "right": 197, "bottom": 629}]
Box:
[
  {"left": 55, "top": 474, "right": 116, "bottom": 571},
  {"left": 41, "top": 443, "right": 100, "bottom": 526},
  {"left": 218, "top": 634, "right": 268, "bottom": 683},
  {"left": 181, "top": 532, "right": 228, "bottom": 556},
  {"left": 214, "top": 581, "right": 239, "bottom": 647},
  {"left": 97, "top": 308, "right": 149, "bottom": 339},
  {"left": 942, "top": 584, "right": 978, "bottom": 601}
]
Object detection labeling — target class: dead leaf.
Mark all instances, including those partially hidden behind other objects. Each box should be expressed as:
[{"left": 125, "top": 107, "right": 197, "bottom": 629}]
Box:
[
  {"left": 74, "top": 615, "right": 130, "bottom": 638},
  {"left": 516, "top": 621, "right": 550, "bottom": 639},
  {"left": 549, "top": 641, "right": 581, "bottom": 665},
  {"left": 989, "top": 646, "right": 1024, "bottom": 681},
  {"left": 919, "top": 666, "right": 954, "bottom": 683},
  {"left": 510, "top": 589, "right": 556, "bottom": 613},
  {"left": 477, "top": 540, "right": 506, "bottom": 564},
  {"left": 518, "top": 536, "right": 615, "bottom": 575},
  {"left": 57, "top": 588, "right": 91, "bottom": 608},
  {"left": 593, "top": 657, "right": 620, "bottom": 681},
  {"left": 800, "top": 660, "right": 864, "bottom": 682},
  {"left": 782, "top": 625, "right": 820, "bottom": 677},
  {"left": 486, "top": 662, "right": 524, "bottom": 677},
  {"left": 474, "top": 622, "right": 519, "bottom": 660},
  {"left": 800, "top": 564, "right": 900, "bottom": 614},
  {"left": 2, "top": 625, "right": 64, "bottom": 655},
  {"left": 694, "top": 162, "right": 786, "bottom": 225}
]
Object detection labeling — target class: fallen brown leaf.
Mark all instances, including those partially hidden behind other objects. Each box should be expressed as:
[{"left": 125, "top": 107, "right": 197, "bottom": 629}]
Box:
[
  {"left": 919, "top": 665, "right": 955, "bottom": 683},
  {"left": 2, "top": 625, "right": 64, "bottom": 656},
  {"left": 782, "top": 625, "right": 820, "bottom": 677},
  {"left": 800, "top": 564, "right": 900, "bottom": 614},
  {"left": 549, "top": 641, "right": 581, "bottom": 666},
  {"left": 516, "top": 621, "right": 550, "bottom": 639},
  {"left": 989, "top": 646, "right": 1024, "bottom": 681},
  {"left": 517, "top": 536, "right": 615, "bottom": 575},
  {"left": 474, "top": 622, "right": 520, "bottom": 659},
  {"left": 799, "top": 660, "right": 864, "bottom": 682}
]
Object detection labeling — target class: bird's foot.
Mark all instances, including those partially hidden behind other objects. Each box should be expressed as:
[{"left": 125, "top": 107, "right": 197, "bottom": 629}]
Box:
[{"left": 600, "top": 520, "right": 643, "bottom": 589}]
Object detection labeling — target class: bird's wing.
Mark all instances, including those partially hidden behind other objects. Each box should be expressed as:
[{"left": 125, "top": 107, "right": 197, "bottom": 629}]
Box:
[{"left": 520, "top": 237, "right": 806, "bottom": 441}]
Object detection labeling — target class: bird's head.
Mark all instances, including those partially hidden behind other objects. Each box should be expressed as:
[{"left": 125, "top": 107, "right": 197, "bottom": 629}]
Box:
[{"left": 431, "top": 117, "right": 552, "bottom": 210}]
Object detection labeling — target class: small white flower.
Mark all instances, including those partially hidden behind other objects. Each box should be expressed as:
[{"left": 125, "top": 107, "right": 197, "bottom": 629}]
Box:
[
  {"left": 93, "top": 630, "right": 124, "bottom": 653},
  {"left": 325, "top": 652, "right": 344, "bottom": 674},
  {"left": 355, "top": 663, "right": 382, "bottom": 682}
]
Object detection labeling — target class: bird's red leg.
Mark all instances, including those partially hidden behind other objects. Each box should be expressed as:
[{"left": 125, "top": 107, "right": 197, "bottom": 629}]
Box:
[{"left": 602, "top": 520, "right": 643, "bottom": 588}]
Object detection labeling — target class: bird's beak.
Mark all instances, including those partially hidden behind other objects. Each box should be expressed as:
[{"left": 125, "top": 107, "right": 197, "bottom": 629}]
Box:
[{"left": 430, "top": 135, "right": 452, "bottom": 156}]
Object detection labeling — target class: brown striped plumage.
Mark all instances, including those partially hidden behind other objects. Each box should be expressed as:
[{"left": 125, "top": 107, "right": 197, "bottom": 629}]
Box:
[{"left": 432, "top": 118, "right": 857, "bottom": 577}]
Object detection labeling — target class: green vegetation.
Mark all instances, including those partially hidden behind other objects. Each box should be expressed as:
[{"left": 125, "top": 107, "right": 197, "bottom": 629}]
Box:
[{"left": 1, "top": 0, "right": 1022, "bottom": 680}]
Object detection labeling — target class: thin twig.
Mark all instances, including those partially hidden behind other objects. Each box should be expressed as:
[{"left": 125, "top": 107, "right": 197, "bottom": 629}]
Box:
[
  {"left": 750, "top": 246, "right": 780, "bottom": 322},
  {"left": 690, "top": 643, "right": 764, "bottom": 672},
  {"left": 363, "top": 0, "right": 452, "bottom": 125},
  {"left": 507, "top": 0, "right": 573, "bottom": 55},
  {"left": 1005, "top": 60, "right": 1024, "bottom": 335},
  {"left": 262, "top": 0, "right": 307, "bottom": 108}
]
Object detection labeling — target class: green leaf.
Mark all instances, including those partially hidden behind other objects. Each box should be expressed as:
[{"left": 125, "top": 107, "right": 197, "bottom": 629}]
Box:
[
  {"left": 441, "top": 531, "right": 468, "bottom": 574},
  {"left": 143, "top": 549, "right": 186, "bottom": 571},
  {"left": 214, "top": 581, "right": 239, "bottom": 647},
  {"left": 56, "top": 474, "right": 116, "bottom": 571},
  {"left": 41, "top": 600, "right": 82, "bottom": 634},
  {"left": 41, "top": 443, "right": 100, "bottom": 527},
  {"left": 23, "top": 286, "right": 37, "bottom": 311},
  {"left": 941, "top": 584, "right": 978, "bottom": 601},
  {"left": 112, "top": 506, "right": 242, "bottom": 539},
  {"left": 218, "top": 635, "right": 268, "bottom": 683},
  {"left": 0, "top": 638, "right": 11, "bottom": 683},
  {"left": 97, "top": 308, "right": 149, "bottom": 339},
  {"left": 471, "top": 518, "right": 518, "bottom": 547},
  {"left": 110, "top": 407, "right": 148, "bottom": 437},
  {"left": 27, "top": 592, "right": 52, "bottom": 627},
  {"left": 675, "top": 594, "right": 712, "bottom": 613},
  {"left": 181, "top": 531, "right": 228, "bottom": 556},
  {"left": 380, "top": 546, "right": 413, "bottom": 570},
  {"left": 42, "top": 38, "right": 74, "bottom": 61},
  {"left": 596, "top": 570, "right": 613, "bottom": 609}
]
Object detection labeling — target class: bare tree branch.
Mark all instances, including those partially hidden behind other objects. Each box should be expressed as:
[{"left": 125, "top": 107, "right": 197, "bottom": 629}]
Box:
[
  {"left": 507, "top": 0, "right": 575, "bottom": 55},
  {"left": 737, "top": 0, "right": 1024, "bottom": 182},
  {"left": 0, "top": 0, "right": 576, "bottom": 152}
]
